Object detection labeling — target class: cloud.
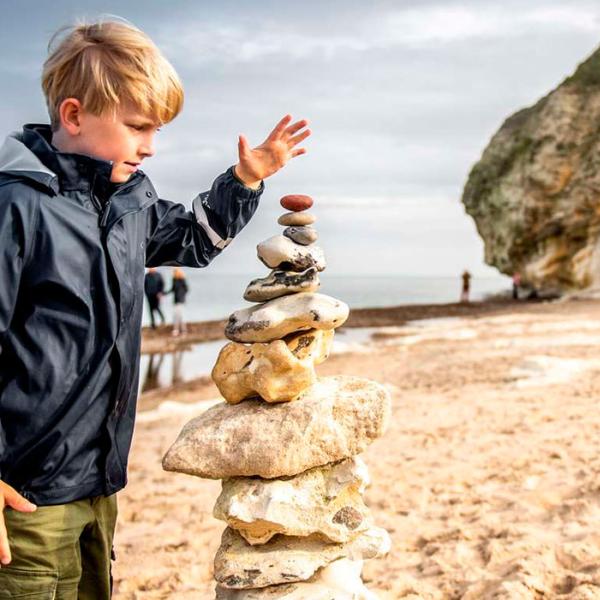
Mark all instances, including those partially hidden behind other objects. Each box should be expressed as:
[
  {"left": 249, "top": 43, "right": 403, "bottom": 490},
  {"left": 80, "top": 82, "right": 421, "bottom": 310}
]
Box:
[
  {"left": 157, "top": 3, "right": 600, "bottom": 66},
  {"left": 381, "top": 5, "right": 600, "bottom": 45}
]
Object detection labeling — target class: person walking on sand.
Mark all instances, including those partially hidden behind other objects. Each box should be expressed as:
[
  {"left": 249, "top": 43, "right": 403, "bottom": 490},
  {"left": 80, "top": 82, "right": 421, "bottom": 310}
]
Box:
[
  {"left": 169, "top": 267, "right": 189, "bottom": 336},
  {"left": 512, "top": 271, "right": 522, "bottom": 300},
  {"left": 144, "top": 267, "right": 165, "bottom": 328},
  {"left": 461, "top": 270, "right": 472, "bottom": 303},
  {"left": 0, "top": 17, "right": 310, "bottom": 596}
]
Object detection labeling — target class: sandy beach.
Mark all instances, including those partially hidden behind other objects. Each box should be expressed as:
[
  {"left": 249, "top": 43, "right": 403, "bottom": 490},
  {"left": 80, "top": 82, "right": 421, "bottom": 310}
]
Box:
[{"left": 113, "top": 298, "right": 600, "bottom": 599}]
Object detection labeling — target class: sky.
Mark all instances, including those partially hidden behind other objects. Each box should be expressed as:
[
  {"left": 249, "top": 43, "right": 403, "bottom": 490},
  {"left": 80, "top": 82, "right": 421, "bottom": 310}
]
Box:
[{"left": 1, "top": 0, "right": 600, "bottom": 277}]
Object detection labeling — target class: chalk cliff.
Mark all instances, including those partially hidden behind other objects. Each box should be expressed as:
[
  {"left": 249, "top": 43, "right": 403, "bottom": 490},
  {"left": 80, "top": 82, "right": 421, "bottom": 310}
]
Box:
[{"left": 462, "top": 47, "right": 600, "bottom": 293}]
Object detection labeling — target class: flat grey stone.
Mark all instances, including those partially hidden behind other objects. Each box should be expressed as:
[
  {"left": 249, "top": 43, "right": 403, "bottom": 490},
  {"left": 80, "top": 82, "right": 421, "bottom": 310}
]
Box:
[
  {"left": 225, "top": 292, "right": 347, "bottom": 343},
  {"left": 244, "top": 268, "right": 320, "bottom": 302},
  {"left": 257, "top": 235, "right": 325, "bottom": 272},
  {"left": 214, "top": 526, "right": 390, "bottom": 589},
  {"left": 283, "top": 226, "right": 318, "bottom": 246},
  {"left": 278, "top": 212, "right": 316, "bottom": 226},
  {"left": 215, "top": 558, "right": 379, "bottom": 599}
]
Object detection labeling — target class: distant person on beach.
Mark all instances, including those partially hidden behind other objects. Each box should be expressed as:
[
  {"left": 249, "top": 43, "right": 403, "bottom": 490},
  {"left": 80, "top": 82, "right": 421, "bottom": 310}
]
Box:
[
  {"left": 461, "top": 270, "right": 472, "bottom": 302},
  {"left": 0, "top": 18, "right": 310, "bottom": 595},
  {"left": 169, "top": 267, "right": 189, "bottom": 336},
  {"left": 512, "top": 271, "right": 522, "bottom": 300},
  {"left": 144, "top": 267, "right": 166, "bottom": 328}
]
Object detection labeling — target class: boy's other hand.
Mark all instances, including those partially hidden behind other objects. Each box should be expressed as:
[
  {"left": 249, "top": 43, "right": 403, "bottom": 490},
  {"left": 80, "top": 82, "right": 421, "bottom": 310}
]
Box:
[
  {"left": 0, "top": 481, "right": 37, "bottom": 566},
  {"left": 234, "top": 115, "right": 311, "bottom": 189}
]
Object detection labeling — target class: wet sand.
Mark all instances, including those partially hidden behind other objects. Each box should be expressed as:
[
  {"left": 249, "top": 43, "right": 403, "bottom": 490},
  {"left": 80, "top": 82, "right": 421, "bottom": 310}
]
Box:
[{"left": 114, "top": 298, "right": 600, "bottom": 599}]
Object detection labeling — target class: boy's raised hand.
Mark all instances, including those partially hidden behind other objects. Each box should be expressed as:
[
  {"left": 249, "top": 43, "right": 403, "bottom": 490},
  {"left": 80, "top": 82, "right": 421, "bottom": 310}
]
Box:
[
  {"left": 234, "top": 115, "right": 311, "bottom": 189},
  {"left": 0, "top": 480, "right": 37, "bottom": 566}
]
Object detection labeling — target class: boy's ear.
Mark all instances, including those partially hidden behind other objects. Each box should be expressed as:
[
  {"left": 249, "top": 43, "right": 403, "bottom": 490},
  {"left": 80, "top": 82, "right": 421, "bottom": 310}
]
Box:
[{"left": 58, "top": 98, "right": 84, "bottom": 135}]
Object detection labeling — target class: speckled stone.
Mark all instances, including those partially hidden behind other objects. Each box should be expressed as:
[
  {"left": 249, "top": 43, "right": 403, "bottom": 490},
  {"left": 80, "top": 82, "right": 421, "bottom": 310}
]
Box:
[
  {"left": 225, "top": 292, "right": 347, "bottom": 343},
  {"left": 283, "top": 226, "right": 318, "bottom": 246},
  {"left": 257, "top": 235, "right": 325, "bottom": 272},
  {"left": 280, "top": 194, "right": 313, "bottom": 212},
  {"left": 244, "top": 267, "right": 320, "bottom": 302},
  {"left": 278, "top": 212, "right": 316, "bottom": 226}
]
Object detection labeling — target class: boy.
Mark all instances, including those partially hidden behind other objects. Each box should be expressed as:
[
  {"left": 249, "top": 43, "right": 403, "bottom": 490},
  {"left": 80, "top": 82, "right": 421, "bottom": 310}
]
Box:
[{"left": 0, "top": 17, "right": 310, "bottom": 598}]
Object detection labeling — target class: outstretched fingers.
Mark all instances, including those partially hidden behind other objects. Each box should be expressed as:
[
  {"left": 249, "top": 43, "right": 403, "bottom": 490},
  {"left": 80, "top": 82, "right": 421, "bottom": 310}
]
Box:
[
  {"left": 289, "top": 129, "right": 311, "bottom": 148},
  {"left": 285, "top": 119, "right": 309, "bottom": 137},
  {"left": 290, "top": 147, "right": 307, "bottom": 158},
  {"left": 267, "top": 114, "right": 293, "bottom": 140}
]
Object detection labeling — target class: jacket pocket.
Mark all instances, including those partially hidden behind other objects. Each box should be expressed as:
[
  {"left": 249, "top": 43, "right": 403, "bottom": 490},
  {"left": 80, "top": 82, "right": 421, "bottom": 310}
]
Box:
[{"left": 0, "top": 567, "right": 58, "bottom": 598}]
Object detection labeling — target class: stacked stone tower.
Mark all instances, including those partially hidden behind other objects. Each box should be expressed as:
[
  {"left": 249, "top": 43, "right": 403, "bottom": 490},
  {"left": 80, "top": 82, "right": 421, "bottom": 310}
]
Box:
[{"left": 163, "top": 195, "right": 392, "bottom": 599}]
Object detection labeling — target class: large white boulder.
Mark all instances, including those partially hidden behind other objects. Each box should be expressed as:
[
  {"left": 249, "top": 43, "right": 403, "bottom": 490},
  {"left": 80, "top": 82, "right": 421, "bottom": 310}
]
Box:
[{"left": 162, "top": 376, "right": 391, "bottom": 480}]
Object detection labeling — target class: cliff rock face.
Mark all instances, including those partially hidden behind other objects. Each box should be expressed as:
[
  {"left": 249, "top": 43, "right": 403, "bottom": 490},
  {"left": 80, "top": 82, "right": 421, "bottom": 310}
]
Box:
[{"left": 462, "top": 47, "right": 600, "bottom": 293}]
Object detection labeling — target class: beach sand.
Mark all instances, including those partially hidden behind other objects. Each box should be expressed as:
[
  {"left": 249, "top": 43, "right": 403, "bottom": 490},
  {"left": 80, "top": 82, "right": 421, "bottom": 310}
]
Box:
[{"left": 113, "top": 299, "right": 600, "bottom": 599}]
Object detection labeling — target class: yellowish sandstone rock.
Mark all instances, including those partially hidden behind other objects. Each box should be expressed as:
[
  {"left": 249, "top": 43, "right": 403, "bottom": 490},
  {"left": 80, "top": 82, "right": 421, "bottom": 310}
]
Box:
[{"left": 212, "top": 329, "right": 333, "bottom": 404}]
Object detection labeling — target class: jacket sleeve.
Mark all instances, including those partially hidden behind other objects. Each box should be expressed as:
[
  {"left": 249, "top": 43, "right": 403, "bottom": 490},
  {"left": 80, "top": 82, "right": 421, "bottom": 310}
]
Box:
[
  {"left": 0, "top": 189, "right": 35, "bottom": 336},
  {"left": 145, "top": 166, "right": 264, "bottom": 268},
  {"left": 0, "top": 186, "right": 37, "bottom": 474}
]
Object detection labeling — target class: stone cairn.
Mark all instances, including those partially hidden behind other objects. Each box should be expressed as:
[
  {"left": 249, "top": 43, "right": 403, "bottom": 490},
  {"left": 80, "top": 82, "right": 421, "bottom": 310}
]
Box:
[{"left": 163, "top": 194, "right": 392, "bottom": 599}]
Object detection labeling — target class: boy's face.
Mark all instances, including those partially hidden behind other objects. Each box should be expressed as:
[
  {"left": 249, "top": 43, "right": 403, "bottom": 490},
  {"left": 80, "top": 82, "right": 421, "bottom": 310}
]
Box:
[{"left": 71, "top": 103, "right": 160, "bottom": 183}]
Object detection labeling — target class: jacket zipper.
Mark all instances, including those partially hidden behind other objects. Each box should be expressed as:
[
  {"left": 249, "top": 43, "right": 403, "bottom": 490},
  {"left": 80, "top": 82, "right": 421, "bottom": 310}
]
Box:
[{"left": 100, "top": 201, "right": 112, "bottom": 228}]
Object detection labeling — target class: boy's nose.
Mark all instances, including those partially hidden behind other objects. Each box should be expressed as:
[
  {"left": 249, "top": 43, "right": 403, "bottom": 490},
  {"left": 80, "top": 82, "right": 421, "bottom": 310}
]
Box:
[{"left": 140, "top": 142, "right": 155, "bottom": 158}]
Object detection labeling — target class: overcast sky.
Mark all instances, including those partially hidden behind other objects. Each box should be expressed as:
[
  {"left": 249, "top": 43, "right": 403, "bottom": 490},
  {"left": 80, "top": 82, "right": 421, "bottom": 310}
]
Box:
[{"left": 1, "top": 0, "right": 599, "bottom": 277}]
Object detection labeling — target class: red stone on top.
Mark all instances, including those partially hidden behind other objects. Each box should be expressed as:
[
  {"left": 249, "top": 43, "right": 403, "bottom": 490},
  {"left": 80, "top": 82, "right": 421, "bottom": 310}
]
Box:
[{"left": 280, "top": 194, "right": 313, "bottom": 212}]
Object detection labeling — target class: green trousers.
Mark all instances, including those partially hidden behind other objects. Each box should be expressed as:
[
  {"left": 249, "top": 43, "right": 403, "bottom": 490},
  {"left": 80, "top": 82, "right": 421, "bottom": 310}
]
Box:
[{"left": 0, "top": 494, "right": 117, "bottom": 599}]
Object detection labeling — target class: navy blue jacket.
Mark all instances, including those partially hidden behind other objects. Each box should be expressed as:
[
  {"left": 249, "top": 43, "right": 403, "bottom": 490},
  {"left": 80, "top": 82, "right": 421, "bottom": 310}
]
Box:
[
  {"left": 169, "top": 278, "right": 189, "bottom": 304},
  {"left": 0, "top": 124, "right": 263, "bottom": 505}
]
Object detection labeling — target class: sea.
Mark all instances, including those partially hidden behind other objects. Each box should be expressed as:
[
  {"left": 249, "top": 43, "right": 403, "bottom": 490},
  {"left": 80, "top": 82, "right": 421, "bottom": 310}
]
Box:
[
  {"left": 138, "top": 272, "right": 509, "bottom": 396},
  {"left": 143, "top": 272, "right": 510, "bottom": 326}
]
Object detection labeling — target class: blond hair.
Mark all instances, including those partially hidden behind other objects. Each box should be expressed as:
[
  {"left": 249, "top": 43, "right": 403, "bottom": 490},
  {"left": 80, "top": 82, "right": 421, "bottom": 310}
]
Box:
[{"left": 42, "top": 17, "right": 184, "bottom": 130}]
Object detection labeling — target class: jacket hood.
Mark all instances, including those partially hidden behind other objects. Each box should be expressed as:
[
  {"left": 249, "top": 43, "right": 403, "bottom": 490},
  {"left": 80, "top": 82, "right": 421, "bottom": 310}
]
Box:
[
  {"left": 0, "top": 128, "right": 58, "bottom": 192},
  {"left": 0, "top": 124, "right": 115, "bottom": 195}
]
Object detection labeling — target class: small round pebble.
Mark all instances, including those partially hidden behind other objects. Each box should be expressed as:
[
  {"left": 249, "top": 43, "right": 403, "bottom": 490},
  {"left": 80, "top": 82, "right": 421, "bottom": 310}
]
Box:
[
  {"left": 278, "top": 212, "right": 316, "bottom": 226},
  {"left": 280, "top": 194, "right": 313, "bottom": 212},
  {"left": 283, "top": 225, "right": 318, "bottom": 245}
]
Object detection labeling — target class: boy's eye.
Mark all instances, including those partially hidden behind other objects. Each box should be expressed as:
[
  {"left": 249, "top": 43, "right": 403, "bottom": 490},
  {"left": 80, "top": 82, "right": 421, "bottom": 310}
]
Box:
[{"left": 127, "top": 124, "right": 161, "bottom": 132}]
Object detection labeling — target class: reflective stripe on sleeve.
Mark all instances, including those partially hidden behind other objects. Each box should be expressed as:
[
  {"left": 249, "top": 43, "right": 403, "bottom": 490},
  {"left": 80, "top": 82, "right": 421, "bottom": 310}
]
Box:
[{"left": 192, "top": 193, "right": 233, "bottom": 250}]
